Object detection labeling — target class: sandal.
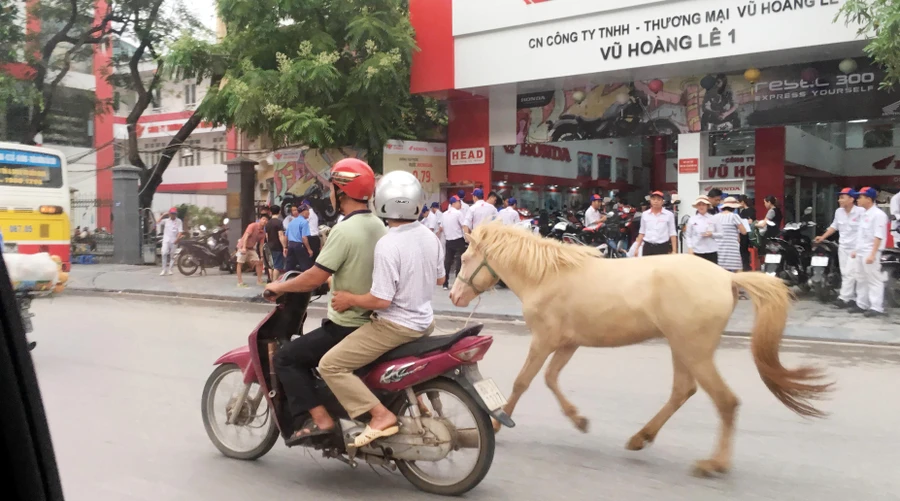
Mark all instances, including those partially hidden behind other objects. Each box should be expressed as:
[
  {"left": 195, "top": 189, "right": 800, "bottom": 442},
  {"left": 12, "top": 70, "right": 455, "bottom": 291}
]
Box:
[
  {"left": 350, "top": 424, "right": 400, "bottom": 448},
  {"left": 285, "top": 420, "right": 334, "bottom": 447}
]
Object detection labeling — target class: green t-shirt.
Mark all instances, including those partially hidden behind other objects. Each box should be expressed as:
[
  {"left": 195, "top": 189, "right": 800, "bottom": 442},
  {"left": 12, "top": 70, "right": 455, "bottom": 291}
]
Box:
[{"left": 315, "top": 211, "right": 387, "bottom": 327}]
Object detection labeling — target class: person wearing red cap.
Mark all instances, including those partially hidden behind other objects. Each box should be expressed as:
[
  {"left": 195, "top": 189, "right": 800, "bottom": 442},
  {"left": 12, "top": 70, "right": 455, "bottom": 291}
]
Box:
[
  {"left": 814, "top": 187, "right": 865, "bottom": 308},
  {"left": 158, "top": 207, "right": 183, "bottom": 275},
  {"left": 850, "top": 187, "right": 889, "bottom": 317},
  {"left": 583, "top": 194, "right": 607, "bottom": 228},
  {"left": 634, "top": 190, "right": 677, "bottom": 256}
]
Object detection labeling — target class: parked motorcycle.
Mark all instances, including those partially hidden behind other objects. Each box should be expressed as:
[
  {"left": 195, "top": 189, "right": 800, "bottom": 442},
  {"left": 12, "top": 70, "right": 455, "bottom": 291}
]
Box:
[
  {"left": 280, "top": 181, "right": 338, "bottom": 226},
  {"left": 547, "top": 84, "right": 680, "bottom": 141},
  {"left": 809, "top": 238, "right": 841, "bottom": 303},
  {"left": 201, "top": 273, "right": 512, "bottom": 495},
  {"left": 176, "top": 219, "right": 233, "bottom": 276},
  {"left": 883, "top": 248, "right": 900, "bottom": 308},
  {"left": 762, "top": 220, "right": 816, "bottom": 291}
]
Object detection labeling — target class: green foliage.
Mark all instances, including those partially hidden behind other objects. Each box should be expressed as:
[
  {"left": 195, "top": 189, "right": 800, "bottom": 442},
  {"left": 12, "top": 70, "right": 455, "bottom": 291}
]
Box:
[
  {"left": 191, "top": 0, "right": 446, "bottom": 169},
  {"left": 837, "top": 0, "right": 900, "bottom": 89},
  {"left": 181, "top": 204, "right": 225, "bottom": 230},
  {"left": 0, "top": 1, "right": 40, "bottom": 117}
]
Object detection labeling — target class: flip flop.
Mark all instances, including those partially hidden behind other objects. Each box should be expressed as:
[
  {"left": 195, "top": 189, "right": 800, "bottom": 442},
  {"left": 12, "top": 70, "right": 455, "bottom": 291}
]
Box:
[
  {"left": 285, "top": 420, "right": 334, "bottom": 447},
  {"left": 351, "top": 424, "right": 400, "bottom": 448}
]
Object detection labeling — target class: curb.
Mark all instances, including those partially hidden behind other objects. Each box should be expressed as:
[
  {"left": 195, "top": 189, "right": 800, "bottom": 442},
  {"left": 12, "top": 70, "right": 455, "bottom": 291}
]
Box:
[{"left": 62, "top": 288, "right": 900, "bottom": 346}]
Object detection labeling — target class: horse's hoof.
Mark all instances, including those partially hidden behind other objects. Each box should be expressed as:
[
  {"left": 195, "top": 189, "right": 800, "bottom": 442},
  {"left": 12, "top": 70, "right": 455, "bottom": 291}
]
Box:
[
  {"left": 625, "top": 433, "right": 651, "bottom": 451},
  {"left": 692, "top": 459, "right": 729, "bottom": 477},
  {"left": 491, "top": 417, "right": 502, "bottom": 434},
  {"left": 573, "top": 415, "right": 589, "bottom": 433}
]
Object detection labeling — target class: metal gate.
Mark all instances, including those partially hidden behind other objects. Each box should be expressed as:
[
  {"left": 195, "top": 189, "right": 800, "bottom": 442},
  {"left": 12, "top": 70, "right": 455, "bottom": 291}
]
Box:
[{"left": 70, "top": 197, "right": 114, "bottom": 264}]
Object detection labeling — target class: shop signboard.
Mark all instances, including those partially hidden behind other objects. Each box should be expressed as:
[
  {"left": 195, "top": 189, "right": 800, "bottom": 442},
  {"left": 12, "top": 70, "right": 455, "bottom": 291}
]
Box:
[
  {"left": 678, "top": 158, "right": 699, "bottom": 174},
  {"left": 383, "top": 140, "right": 448, "bottom": 206},
  {"left": 455, "top": 0, "right": 861, "bottom": 89},
  {"left": 450, "top": 147, "right": 485, "bottom": 165},
  {"left": 699, "top": 178, "right": 747, "bottom": 196},
  {"left": 514, "top": 58, "right": 899, "bottom": 144}
]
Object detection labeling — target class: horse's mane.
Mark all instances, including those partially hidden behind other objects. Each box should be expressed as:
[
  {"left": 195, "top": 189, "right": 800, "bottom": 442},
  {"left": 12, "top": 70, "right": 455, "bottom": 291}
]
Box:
[{"left": 469, "top": 222, "right": 601, "bottom": 283}]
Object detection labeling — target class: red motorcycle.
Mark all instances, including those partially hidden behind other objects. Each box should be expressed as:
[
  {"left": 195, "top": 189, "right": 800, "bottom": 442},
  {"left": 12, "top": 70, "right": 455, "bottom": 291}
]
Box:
[{"left": 201, "top": 272, "right": 514, "bottom": 496}]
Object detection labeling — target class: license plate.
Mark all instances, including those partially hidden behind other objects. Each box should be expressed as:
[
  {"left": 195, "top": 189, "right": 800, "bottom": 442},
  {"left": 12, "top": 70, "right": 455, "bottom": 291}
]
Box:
[
  {"left": 811, "top": 256, "right": 829, "bottom": 267},
  {"left": 473, "top": 378, "right": 508, "bottom": 411},
  {"left": 764, "top": 253, "right": 782, "bottom": 264}
]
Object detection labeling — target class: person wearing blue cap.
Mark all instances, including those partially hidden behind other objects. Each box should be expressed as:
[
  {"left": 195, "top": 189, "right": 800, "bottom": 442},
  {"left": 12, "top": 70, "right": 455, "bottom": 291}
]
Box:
[
  {"left": 849, "top": 186, "right": 889, "bottom": 317},
  {"left": 440, "top": 196, "right": 466, "bottom": 290},
  {"left": 456, "top": 189, "right": 470, "bottom": 218},
  {"left": 463, "top": 188, "right": 498, "bottom": 236},
  {"left": 499, "top": 197, "right": 521, "bottom": 225},
  {"left": 583, "top": 194, "right": 606, "bottom": 228},
  {"left": 814, "top": 187, "right": 865, "bottom": 308},
  {"left": 428, "top": 201, "right": 444, "bottom": 242}
]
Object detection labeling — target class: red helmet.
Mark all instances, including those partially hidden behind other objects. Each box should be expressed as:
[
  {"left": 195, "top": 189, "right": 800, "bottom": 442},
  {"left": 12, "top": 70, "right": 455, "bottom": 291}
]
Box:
[{"left": 330, "top": 158, "right": 375, "bottom": 201}]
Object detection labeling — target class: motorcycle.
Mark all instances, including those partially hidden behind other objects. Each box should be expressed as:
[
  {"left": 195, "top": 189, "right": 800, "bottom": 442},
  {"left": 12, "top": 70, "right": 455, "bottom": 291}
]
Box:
[
  {"left": 762, "top": 220, "right": 816, "bottom": 291},
  {"left": 176, "top": 219, "right": 233, "bottom": 276},
  {"left": 547, "top": 84, "right": 680, "bottom": 141},
  {"left": 809, "top": 238, "right": 841, "bottom": 303},
  {"left": 882, "top": 247, "right": 900, "bottom": 308},
  {"left": 201, "top": 273, "right": 513, "bottom": 496},
  {"left": 281, "top": 181, "right": 338, "bottom": 227}
]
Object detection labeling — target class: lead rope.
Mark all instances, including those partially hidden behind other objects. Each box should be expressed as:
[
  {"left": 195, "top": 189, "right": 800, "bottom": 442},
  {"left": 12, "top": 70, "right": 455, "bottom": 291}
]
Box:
[{"left": 433, "top": 294, "right": 483, "bottom": 334}]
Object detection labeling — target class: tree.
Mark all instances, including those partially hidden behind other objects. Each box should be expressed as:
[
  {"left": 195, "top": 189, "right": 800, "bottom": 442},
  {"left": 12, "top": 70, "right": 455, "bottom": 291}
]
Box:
[
  {"left": 197, "top": 0, "right": 446, "bottom": 171},
  {"left": 0, "top": 1, "right": 38, "bottom": 119},
  {"left": 107, "top": 0, "right": 226, "bottom": 209},
  {"left": 837, "top": 1, "right": 900, "bottom": 88}
]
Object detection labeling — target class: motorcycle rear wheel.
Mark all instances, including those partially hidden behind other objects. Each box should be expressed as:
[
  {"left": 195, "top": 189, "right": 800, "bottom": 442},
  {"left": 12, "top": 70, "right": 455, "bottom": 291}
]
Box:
[
  {"left": 201, "top": 364, "right": 279, "bottom": 460},
  {"left": 177, "top": 253, "right": 200, "bottom": 276},
  {"left": 390, "top": 379, "right": 495, "bottom": 496}
]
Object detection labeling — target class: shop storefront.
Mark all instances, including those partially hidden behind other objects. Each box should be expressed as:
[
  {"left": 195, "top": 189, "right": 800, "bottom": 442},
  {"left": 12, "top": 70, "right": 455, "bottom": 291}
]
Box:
[{"left": 409, "top": 0, "right": 898, "bottom": 227}]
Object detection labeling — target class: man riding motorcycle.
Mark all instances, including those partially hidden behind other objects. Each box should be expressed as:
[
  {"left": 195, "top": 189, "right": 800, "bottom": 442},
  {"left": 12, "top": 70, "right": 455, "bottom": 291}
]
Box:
[{"left": 264, "top": 158, "right": 387, "bottom": 446}]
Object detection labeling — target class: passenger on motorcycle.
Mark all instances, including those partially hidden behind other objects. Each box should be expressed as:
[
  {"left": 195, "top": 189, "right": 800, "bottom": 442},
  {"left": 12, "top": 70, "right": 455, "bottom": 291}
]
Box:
[
  {"left": 319, "top": 170, "right": 445, "bottom": 448},
  {"left": 264, "top": 158, "right": 387, "bottom": 446}
]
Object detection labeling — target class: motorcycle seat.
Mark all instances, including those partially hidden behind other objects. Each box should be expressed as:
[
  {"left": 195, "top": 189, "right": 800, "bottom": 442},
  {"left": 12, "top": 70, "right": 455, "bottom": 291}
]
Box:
[{"left": 368, "top": 324, "right": 485, "bottom": 366}]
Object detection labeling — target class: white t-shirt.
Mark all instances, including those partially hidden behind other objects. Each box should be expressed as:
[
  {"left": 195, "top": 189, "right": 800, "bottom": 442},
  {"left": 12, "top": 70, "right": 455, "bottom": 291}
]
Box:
[
  {"left": 855, "top": 205, "right": 889, "bottom": 253},
  {"left": 308, "top": 208, "right": 320, "bottom": 236},
  {"left": 828, "top": 206, "right": 865, "bottom": 250},
  {"left": 421, "top": 211, "right": 438, "bottom": 232},
  {"left": 499, "top": 206, "right": 520, "bottom": 225},
  {"left": 584, "top": 206, "right": 602, "bottom": 227},
  {"left": 639, "top": 209, "right": 676, "bottom": 244},
  {"left": 441, "top": 207, "right": 465, "bottom": 240},
  {"left": 464, "top": 200, "right": 498, "bottom": 230},
  {"left": 160, "top": 218, "right": 183, "bottom": 243},
  {"left": 370, "top": 222, "right": 445, "bottom": 331}
]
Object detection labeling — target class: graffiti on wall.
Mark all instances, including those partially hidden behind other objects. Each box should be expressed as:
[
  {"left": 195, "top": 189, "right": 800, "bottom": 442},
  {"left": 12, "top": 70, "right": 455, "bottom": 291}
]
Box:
[{"left": 271, "top": 147, "right": 367, "bottom": 202}]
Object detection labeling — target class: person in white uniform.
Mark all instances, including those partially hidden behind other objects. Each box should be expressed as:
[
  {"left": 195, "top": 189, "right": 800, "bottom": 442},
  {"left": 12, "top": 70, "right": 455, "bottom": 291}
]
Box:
[
  {"left": 158, "top": 207, "right": 184, "bottom": 275},
  {"left": 456, "top": 189, "right": 470, "bottom": 219},
  {"left": 850, "top": 187, "right": 889, "bottom": 317},
  {"left": 890, "top": 190, "right": 900, "bottom": 248},
  {"left": 463, "top": 188, "right": 498, "bottom": 236},
  {"left": 305, "top": 202, "right": 322, "bottom": 260},
  {"left": 583, "top": 194, "right": 606, "bottom": 228},
  {"left": 684, "top": 196, "right": 718, "bottom": 264},
  {"left": 440, "top": 196, "right": 466, "bottom": 290},
  {"left": 633, "top": 190, "right": 677, "bottom": 256},
  {"left": 814, "top": 187, "right": 865, "bottom": 308},
  {"left": 499, "top": 197, "right": 521, "bottom": 225},
  {"left": 429, "top": 202, "right": 443, "bottom": 241}
]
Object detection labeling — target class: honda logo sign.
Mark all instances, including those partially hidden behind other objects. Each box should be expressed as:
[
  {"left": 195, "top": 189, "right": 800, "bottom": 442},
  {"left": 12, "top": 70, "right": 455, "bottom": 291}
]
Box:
[{"left": 450, "top": 148, "right": 485, "bottom": 166}]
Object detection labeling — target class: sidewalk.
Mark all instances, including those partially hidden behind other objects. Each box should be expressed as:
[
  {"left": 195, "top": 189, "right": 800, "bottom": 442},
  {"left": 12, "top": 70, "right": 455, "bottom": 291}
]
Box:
[{"left": 65, "top": 264, "right": 900, "bottom": 345}]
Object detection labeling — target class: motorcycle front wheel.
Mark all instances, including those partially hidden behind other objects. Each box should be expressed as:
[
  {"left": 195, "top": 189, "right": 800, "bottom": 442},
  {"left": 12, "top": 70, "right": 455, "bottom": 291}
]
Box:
[
  {"left": 177, "top": 253, "right": 200, "bottom": 276},
  {"left": 390, "top": 379, "right": 495, "bottom": 496},
  {"left": 201, "top": 364, "right": 279, "bottom": 460}
]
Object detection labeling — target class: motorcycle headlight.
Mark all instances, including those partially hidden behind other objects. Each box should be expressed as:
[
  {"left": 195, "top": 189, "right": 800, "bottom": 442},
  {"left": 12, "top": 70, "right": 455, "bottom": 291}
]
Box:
[{"left": 207, "top": 237, "right": 216, "bottom": 247}]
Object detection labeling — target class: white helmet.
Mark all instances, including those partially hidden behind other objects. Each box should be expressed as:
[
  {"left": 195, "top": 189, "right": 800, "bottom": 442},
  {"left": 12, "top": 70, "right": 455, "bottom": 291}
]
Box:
[{"left": 374, "top": 170, "right": 425, "bottom": 221}]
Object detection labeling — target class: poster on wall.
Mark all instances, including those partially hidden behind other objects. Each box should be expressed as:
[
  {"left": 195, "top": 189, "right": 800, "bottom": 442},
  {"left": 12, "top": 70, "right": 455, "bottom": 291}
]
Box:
[
  {"left": 271, "top": 147, "right": 366, "bottom": 202},
  {"left": 597, "top": 154, "right": 611, "bottom": 180},
  {"left": 516, "top": 58, "right": 900, "bottom": 144},
  {"left": 383, "top": 140, "right": 448, "bottom": 206},
  {"left": 577, "top": 151, "right": 592, "bottom": 179},
  {"left": 615, "top": 158, "right": 628, "bottom": 183}
]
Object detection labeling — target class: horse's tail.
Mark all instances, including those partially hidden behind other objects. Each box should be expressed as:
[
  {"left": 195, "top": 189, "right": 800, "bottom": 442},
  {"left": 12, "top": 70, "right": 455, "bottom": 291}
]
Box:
[{"left": 731, "top": 272, "right": 833, "bottom": 418}]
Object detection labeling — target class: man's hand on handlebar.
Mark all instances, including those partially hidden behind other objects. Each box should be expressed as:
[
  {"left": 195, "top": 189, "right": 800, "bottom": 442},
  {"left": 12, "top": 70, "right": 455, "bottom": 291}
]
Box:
[{"left": 263, "top": 282, "right": 283, "bottom": 302}]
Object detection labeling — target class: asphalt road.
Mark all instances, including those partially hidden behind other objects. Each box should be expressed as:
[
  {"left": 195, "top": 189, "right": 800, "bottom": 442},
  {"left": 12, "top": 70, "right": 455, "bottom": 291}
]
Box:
[{"left": 28, "top": 295, "right": 900, "bottom": 501}]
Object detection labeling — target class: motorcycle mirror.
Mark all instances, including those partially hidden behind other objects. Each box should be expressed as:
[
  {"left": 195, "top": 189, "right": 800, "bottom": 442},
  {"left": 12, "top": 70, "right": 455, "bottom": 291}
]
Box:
[
  {"left": 223, "top": 218, "right": 230, "bottom": 225},
  {"left": 199, "top": 225, "right": 207, "bottom": 232}
]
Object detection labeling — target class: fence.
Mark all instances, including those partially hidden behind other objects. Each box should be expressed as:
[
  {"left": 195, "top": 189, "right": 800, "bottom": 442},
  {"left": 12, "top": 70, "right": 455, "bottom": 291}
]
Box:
[{"left": 70, "top": 197, "right": 115, "bottom": 264}]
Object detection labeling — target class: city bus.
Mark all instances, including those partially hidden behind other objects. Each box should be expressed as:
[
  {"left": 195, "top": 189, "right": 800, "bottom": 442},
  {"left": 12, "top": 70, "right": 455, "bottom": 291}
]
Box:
[{"left": 0, "top": 142, "right": 71, "bottom": 271}]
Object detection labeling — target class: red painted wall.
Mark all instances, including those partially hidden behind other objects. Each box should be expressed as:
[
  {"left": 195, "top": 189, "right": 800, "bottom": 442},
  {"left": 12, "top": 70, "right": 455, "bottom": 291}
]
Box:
[
  {"left": 93, "top": 2, "right": 114, "bottom": 230},
  {"left": 754, "top": 127, "right": 786, "bottom": 222},
  {"left": 409, "top": 0, "right": 454, "bottom": 94},
  {"left": 447, "top": 97, "right": 491, "bottom": 190}
]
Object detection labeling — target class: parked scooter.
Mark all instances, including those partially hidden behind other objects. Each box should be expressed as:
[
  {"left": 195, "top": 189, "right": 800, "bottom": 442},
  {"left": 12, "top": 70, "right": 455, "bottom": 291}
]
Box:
[
  {"left": 177, "top": 218, "right": 233, "bottom": 276},
  {"left": 762, "top": 220, "right": 816, "bottom": 291},
  {"left": 201, "top": 272, "right": 511, "bottom": 495},
  {"left": 808, "top": 238, "right": 841, "bottom": 303},
  {"left": 882, "top": 247, "right": 900, "bottom": 308}
]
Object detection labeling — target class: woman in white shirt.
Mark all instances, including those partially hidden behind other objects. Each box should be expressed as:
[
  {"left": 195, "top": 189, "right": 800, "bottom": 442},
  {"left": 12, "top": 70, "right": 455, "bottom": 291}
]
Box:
[{"left": 685, "top": 196, "right": 719, "bottom": 264}]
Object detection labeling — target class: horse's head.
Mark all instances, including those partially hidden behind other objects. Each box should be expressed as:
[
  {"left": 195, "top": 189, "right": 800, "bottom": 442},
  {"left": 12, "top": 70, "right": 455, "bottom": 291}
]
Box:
[{"left": 449, "top": 232, "right": 501, "bottom": 307}]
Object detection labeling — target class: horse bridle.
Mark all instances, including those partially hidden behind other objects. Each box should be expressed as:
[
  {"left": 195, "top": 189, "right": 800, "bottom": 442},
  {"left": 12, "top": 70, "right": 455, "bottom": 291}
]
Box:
[{"left": 456, "top": 257, "right": 500, "bottom": 295}]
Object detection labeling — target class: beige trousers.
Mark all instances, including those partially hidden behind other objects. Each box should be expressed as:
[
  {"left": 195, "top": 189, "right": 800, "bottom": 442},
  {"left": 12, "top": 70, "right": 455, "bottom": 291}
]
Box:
[{"left": 318, "top": 315, "right": 434, "bottom": 418}]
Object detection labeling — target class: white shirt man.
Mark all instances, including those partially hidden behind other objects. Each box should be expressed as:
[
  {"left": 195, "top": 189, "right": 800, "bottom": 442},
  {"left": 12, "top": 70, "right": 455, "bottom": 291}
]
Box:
[
  {"left": 307, "top": 206, "right": 320, "bottom": 236},
  {"left": 463, "top": 189, "right": 498, "bottom": 234},
  {"left": 815, "top": 188, "right": 865, "bottom": 307},
  {"left": 158, "top": 208, "right": 184, "bottom": 275},
  {"left": 634, "top": 191, "right": 677, "bottom": 256},
  {"left": 440, "top": 197, "right": 466, "bottom": 289},
  {"left": 583, "top": 194, "right": 605, "bottom": 227},
  {"left": 499, "top": 198, "right": 520, "bottom": 225},
  {"left": 851, "top": 187, "right": 889, "bottom": 316}
]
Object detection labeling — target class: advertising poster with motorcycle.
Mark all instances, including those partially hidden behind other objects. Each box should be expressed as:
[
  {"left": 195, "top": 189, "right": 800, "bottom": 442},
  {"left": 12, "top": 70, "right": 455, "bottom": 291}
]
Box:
[
  {"left": 516, "top": 58, "right": 900, "bottom": 144},
  {"left": 383, "top": 140, "right": 448, "bottom": 206},
  {"left": 271, "top": 147, "right": 367, "bottom": 202}
]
